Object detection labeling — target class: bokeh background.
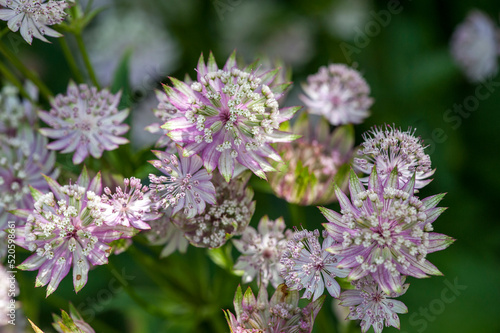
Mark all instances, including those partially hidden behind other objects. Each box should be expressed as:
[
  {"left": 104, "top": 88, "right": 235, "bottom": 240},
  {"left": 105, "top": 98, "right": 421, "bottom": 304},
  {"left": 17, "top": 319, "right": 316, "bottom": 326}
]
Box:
[{"left": 6, "top": 0, "right": 500, "bottom": 332}]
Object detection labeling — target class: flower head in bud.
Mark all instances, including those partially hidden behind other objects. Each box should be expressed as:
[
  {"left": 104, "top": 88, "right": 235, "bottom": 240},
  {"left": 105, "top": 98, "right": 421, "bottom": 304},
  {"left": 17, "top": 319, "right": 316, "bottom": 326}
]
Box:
[
  {"left": 39, "top": 82, "right": 130, "bottom": 164},
  {"left": 300, "top": 64, "right": 373, "bottom": 125},
  {"left": 233, "top": 216, "right": 293, "bottom": 288},
  {"left": 148, "top": 145, "right": 216, "bottom": 219},
  {"left": 174, "top": 172, "right": 255, "bottom": 249},
  {"left": 339, "top": 276, "right": 408, "bottom": 333},
  {"left": 13, "top": 167, "right": 136, "bottom": 297},
  {"left": 0, "top": 128, "right": 58, "bottom": 230},
  {"left": 52, "top": 304, "right": 95, "bottom": 333},
  {"left": 321, "top": 168, "right": 454, "bottom": 295},
  {"left": 354, "top": 124, "right": 434, "bottom": 189},
  {"left": 101, "top": 177, "right": 160, "bottom": 230},
  {"left": 280, "top": 229, "right": 349, "bottom": 301},
  {"left": 450, "top": 10, "right": 499, "bottom": 83},
  {"left": 160, "top": 51, "right": 300, "bottom": 181},
  {"left": 224, "top": 284, "right": 324, "bottom": 333},
  {"left": 269, "top": 113, "right": 354, "bottom": 205},
  {"left": 0, "top": 0, "right": 69, "bottom": 44}
]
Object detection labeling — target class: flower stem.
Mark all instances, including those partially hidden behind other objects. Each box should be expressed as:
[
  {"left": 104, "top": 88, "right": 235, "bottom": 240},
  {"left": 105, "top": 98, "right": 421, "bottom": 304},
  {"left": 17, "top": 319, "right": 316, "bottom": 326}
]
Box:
[
  {"left": 0, "top": 39, "right": 53, "bottom": 101},
  {"left": 0, "top": 61, "right": 34, "bottom": 102},
  {"left": 59, "top": 36, "right": 85, "bottom": 83},
  {"left": 74, "top": 32, "right": 100, "bottom": 89}
]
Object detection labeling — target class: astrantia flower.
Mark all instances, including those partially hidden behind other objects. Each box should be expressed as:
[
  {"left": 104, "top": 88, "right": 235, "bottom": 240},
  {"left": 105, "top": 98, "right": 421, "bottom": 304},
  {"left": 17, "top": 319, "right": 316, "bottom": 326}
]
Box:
[
  {"left": 233, "top": 215, "right": 292, "bottom": 288},
  {"left": 144, "top": 90, "right": 182, "bottom": 153},
  {"left": 269, "top": 113, "right": 353, "bottom": 205},
  {"left": 174, "top": 172, "right": 255, "bottom": 248},
  {"left": 39, "top": 82, "right": 129, "bottom": 164},
  {"left": 13, "top": 168, "right": 136, "bottom": 297},
  {"left": 300, "top": 64, "right": 373, "bottom": 125},
  {"left": 146, "top": 207, "right": 189, "bottom": 258},
  {"left": 339, "top": 276, "right": 409, "bottom": 333},
  {"left": 224, "top": 284, "right": 324, "bottom": 333},
  {"left": 0, "top": 128, "right": 58, "bottom": 229},
  {"left": 321, "top": 168, "right": 454, "bottom": 294},
  {"left": 161, "top": 51, "right": 299, "bottom": 181},
  {"left": 451, "top": 10, "right": 499, "bottom": 83},
  {"left": 149, "top": 146, "right": 216, "bottom": 219},
  {"left": 0, "top": 0, "right": 68, "bottom": 44},
  {"left": 280, "top": 229, "right": 349, "bottom": 301},
  {"left": 52, "top": 304, "right": 95, "bottom": 333},
  {"left": 354, "top": 125, "right": 434, "bottom": 190},
  {"left": 101, "top": 177, "right": 160, "bottom": 230}
]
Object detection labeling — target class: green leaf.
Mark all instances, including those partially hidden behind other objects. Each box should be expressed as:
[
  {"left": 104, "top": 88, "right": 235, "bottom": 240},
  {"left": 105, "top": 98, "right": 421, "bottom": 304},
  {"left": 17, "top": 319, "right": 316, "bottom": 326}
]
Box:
[{"left": 28, "top": 319, "right": 45, "bottom": 333}]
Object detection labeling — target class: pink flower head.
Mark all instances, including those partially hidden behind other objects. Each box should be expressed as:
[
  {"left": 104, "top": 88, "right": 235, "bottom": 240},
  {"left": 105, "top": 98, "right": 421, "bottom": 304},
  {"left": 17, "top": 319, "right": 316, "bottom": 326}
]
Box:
[
  {"left": 300, "top": 64, "right": 373, "bottom": 125},
  {"left": 339, "top": 276, "right": 408, "bottom": 333},
  {"left": 0, "top": 0, "right": 68, "bottom": 44},
  {"left": 146, "top": 207, "right": 189, "bottom": 258},
  {"left": 39, "top": 82, "right": 129, "bottom": 164},
  {"left": 101, "top": 177, "right": 160, "bottom": 230},
  {"left": 160, "top": 51, "right": 300, "bottom": 181},
  {"left": 224, "top": 284, "right": 324, "bottom": 333},
  {"left": 321, "top": 168, "right": 454, "bottom": 294},
  {"left": 148, "top": 145, "right": 216, "bottom": 219},
  {"left": 13, "top": 167, "right": 136, "bottom": 297},
  {"left": 280, "top": 229, "right": 349, "bottom": 301},
  {"left": 233, "top": 215, "right": 292, "bottom": 288},
  {"left": 354, "top": 124, "right": 434, "bottom": 189}
]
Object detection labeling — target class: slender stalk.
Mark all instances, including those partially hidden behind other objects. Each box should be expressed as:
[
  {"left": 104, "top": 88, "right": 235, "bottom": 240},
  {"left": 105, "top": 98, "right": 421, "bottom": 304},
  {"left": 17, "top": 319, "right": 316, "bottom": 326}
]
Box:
[
  {"left": 59, "top": 36, "right": 85, "bottom": 83},
  {"left": 288, "top": 202, "right": 306, "bottom": 228},
  {"left": 74, "top": 32, "right": 100, "bottom": 88},
  {"left": 0, "top": 39, "right": 53, "bottom": 100},
  {"left": 0, "top": 61, "right": 33, "bottom": 102}
]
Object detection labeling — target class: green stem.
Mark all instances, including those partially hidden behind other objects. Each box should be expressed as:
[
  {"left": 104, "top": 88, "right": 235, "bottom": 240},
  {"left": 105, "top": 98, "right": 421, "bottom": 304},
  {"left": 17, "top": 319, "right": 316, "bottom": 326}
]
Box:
[
  {"left": 0, "top": 39, "right": 53, "bottom": 101},
  {"left": 288, "top": 203, "right": 306, "bottom": 228},
  {"left": 0, "top": 61, "right": 33, "bottom": 102},
  {"left": 106, "top": 261, "right": 167, "bottom": 318},
  {"left": 74, "top": 32, "right": 100, "bottom": 88},
  {"left": 59, "top": 36, "right": 85, "bottom": 83}
]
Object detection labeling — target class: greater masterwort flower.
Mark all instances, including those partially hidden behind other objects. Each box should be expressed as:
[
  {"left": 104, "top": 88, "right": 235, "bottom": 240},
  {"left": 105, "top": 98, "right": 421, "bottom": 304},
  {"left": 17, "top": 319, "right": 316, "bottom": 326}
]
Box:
[
  {"left": 353, "top": 124, "right": 434, "bottom": 190},
  {"left": 161, "top": 51, "right": 299, "bottom": 181},
  {"left": 224, "top": 284, "right": 324, "bottom": 333},
  {"left": 39, "top": 82, "right": 129, "bottom": 164},
  {"left": 268, "top": 113, "right": 353, "bottom": 205},
  {"left": 300, "top": 64, "right": 373, "bottom": 125},
  {"left": 0, "top": 0, "right": 68, "bottom": 44},
  {"left": 321, "top": 168, "right": 454, "bottom": 294},
  {"left": 233, "top": 215, "right": 292, "bottom": 288},
  {"left": 13, "top": 167, "right": 135, "bottom": 297},
  {"left": 451, "top": 10, "right": 500, "bottom": 83},
  {"left": 0, "top": 82, "right": 37, "bottom": 136},
  {"left": 174, "top": 172, "right": 255, "bottom": 248},
  {"left": 0, "top": 128, "right": 58, "bottom": 229},
  {"left": 149, "top": 146, "right": 217, "bottom": 219},
  {"left": 146, "top": 207, "right": 189, "bottom": 258},
  {"left": 339, "top": 276, "right": 408, "bottom": 333},
  {"left": 52, "top": 304, "right": 95, "bottom": 333},
  {"left": 280, "top": 229, "right": 349, "bottom": 301},
  {"left": 101, "top": 177, "right": 160, "bottom": 230}
]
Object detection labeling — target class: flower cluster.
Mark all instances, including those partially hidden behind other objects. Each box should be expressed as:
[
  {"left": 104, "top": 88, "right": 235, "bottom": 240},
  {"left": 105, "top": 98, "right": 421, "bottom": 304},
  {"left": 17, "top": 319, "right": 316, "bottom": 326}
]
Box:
[
  {"left": 0, "top": 0, "right": 69, "bottom": 44},
  {"left": 148, "top": 146, "right": 217, "bottom": 219},
  {"left": 233, "top": 215, "right": 292, "bottom": 288},
  {"left": 173, "top": 172, "right": 255, "bottom": 248},
  {"left": 268, "top": 113, "right": 353, "bottom": 205},
  {"left": 339, "top": 276, "right": 408, "bottom": 333},
  {"left": 353, "top": 124, "right": 434, "bottom": 189},
  {"left": 322, "top": 168, "right": 453, "bottom": 294},
  {"left": 160, "top": 51, "right": 299, "bottom": 181},
  {"left": 224, "top": 284, "right": 324, "bottom": 333},
  {"left": 280, "top": 229, "right": 349, "bottom": 301},
  {"left": 450, "top": 10, "right": 500, "bottom": 83},
  {"left": 300, "top": 64, "right": 373, "bottom": 125},
  {"left": 39, "top": 82, "right": 130, "bottom": 164},
  {"left": 13, "top": 168, "right": 138, "bottom": 296}
]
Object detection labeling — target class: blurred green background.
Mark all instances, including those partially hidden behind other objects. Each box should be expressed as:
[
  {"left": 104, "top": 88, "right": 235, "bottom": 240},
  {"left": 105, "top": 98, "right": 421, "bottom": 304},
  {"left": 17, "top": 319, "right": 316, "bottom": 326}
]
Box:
[{"left": 5, "top": 0, "right": 500, "bottom": 332}]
